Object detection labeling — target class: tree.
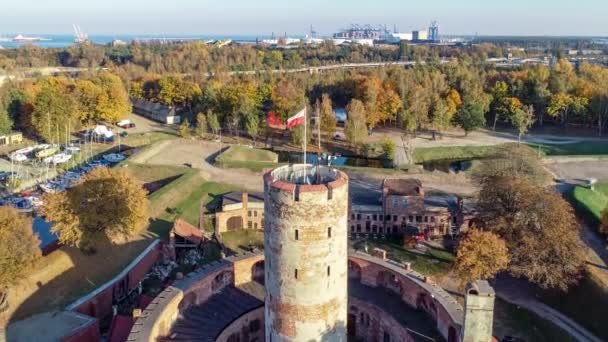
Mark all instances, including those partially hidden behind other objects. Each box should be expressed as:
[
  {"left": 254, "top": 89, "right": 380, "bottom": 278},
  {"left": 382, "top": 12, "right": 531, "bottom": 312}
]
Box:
[
  {"left": 0, "top": 207, "right": 41, "bottom": 307},
  {"left": 455, "top": 229, "right": 509, "bottom": 282},
  {"left": 547, "top": 93, "right": 588, "bottom": 126},
  {"left": 245, "top": 113, "right": 260, "bottom": 144},
  {"left": 510, "top": 105, "right": 535, "bottom": 143},
  {"left": 455, "top": 101, "right": 485, "bottom": 136},
  {"left": 477, "top": 176, "right": 584, "bottom": 290},
  {"left": 31, "top": 77, "right": 80, "bottom": 143},
  {"left": 381, "top": 137, "right": 396, "bottom": 161},
  {"left": 91, "top": 72, "right": 131, "bottom": 123},
  {"left": 207, "top": 111, "right": 220, "bottom": 136},
  {"left": 600, "top": 207, "right": 608, "bottom": 236},
  {"left": 179, "top": 118, "right": 191, "bottom": 138},
  {"left": 0, "top": 109, "right": 13, "bottom": 135},
  {"left": 320, "top": 94, "right": 337, "bottom": 137},
  {"left": 473, "top": 144, "right": 550, "bottom": 186},
  {"left": 41, "top": 167, "right": 149, "bottom": 251},
  {"left": 195, "top": 112, "right": 207, "bottom": 138},
  {"left": 345, "top": 99, "right": 368, "bottom": 147}
]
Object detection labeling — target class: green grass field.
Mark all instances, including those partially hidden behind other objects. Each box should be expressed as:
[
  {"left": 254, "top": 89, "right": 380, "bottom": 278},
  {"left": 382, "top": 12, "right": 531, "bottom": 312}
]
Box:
[
  {"left": 567, "top": 183, "right": 608, "bottom": 227},
  {"left": 221, "top": 230, "right": 264, "bottom": 254},
  {"left": 494, "top": 298, "right": 577, "bottom": 342},
  {"left": 217, "top": 145, "right": 278, "bottom": 163},
  {"left": 532, "top": 141, "right": 608, "bottom": 157},
  {"left": 538, "top": 275, "right": 608, "bottom": 340},
  {"left": 412, "top": 145, "right": 502, "bottom": 163},
  {"left": 121, "top": 163, "right": 190, "bottom": 184},
  {"left": 351, "top": 236, "right": 454, "bottom": 276}
]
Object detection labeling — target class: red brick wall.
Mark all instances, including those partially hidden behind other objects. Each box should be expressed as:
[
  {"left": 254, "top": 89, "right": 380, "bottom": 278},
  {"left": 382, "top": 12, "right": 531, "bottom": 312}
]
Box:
[
  {"left": 70, "top": 241, "right": 162, "bottom": 320},
  {"left": 348, "top": 297, "right": 414, "bottom": 342}
]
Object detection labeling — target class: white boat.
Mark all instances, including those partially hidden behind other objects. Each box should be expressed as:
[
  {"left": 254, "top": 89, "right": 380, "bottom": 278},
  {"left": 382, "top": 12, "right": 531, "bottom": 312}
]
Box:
[
  {"left": 39, "top": 182, "right": 64, "bottom": 193},
  {"left": 64, "top": 146, "right": 81, "bottom": 154},
  {"left": 103, "top": 153, "right": 125, "bottom": 163},
  {"left": 34, "top": 144, "right": 51, "bottom": 151},
  {"left": 43, "top": 156, "right": 54, "bottom": 164},
  {"left": 14, "top": 147, "right": 34, "bottom": 155},
  {"left": 52, "top": 153, "right": 72, "bottom": 164},
  {"left": 10, "top": 153, "right": 27, "bottom": 162}
]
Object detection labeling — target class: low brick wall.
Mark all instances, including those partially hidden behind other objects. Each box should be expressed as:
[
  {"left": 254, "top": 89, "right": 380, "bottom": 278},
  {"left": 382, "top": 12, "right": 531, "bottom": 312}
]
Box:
[
  {"left": 66, "top": 240, "right": 162, "bottom": 320},
  {"left": 128, "top": 250, "right": 464, "bottom": 342}
]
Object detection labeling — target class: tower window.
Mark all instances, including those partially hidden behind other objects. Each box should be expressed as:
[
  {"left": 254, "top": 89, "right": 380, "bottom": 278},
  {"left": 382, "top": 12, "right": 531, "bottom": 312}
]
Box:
[
  {"left": 327, "top": 266, "right": 331, "bottom": 276},
  {"left": 294, "top": 269, "right": 298, "bottom": 279},
  {"left": 328, "top": 227, "right": 332, "bottom": 238},
  {"left": 295, "top": 229, "right": 299, "bottom": 240}
]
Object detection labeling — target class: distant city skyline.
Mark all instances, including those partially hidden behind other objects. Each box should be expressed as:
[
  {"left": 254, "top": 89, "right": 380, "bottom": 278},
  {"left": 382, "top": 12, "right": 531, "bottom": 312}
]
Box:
[{"left": 1, "top": 0, "right": 607, "bottom": 37}]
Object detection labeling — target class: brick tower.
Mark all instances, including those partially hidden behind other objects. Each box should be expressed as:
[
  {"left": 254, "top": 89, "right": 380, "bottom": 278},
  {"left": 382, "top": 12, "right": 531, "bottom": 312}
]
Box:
[
  {"left": 263, "top": 165, "right": 349, "bottom": 342},
  {"left": 462, "top": 280, "right": 496, "bottom": 342}
]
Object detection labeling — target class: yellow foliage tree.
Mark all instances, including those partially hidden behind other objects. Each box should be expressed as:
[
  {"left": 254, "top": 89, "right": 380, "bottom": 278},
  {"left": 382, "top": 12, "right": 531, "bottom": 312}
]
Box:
[
  {"left": 455, "top": 229, "right": 509, "bottom": 282},
  {"left": 41, "top": 167, "right": 149, "bottom": 251},
  {"left": 0, "top": 207, "right": 41, "bottom": 301}
]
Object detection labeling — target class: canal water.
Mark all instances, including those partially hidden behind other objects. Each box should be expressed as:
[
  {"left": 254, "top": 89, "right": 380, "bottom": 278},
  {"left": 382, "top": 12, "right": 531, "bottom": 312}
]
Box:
[{"left": 277, "top": 151, "right": 391, "bottom": 169}]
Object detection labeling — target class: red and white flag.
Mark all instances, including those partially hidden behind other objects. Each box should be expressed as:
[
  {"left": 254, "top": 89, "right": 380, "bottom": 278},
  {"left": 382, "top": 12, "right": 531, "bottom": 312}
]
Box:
[{"left": 286, "top": 107, "right": 306, "bottom": 128}]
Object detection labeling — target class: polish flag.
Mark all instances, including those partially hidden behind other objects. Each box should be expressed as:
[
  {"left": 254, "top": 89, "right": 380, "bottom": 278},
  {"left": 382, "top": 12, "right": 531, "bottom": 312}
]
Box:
[{"left": 286, "top": 107, "right": 306, "bottom": 128}]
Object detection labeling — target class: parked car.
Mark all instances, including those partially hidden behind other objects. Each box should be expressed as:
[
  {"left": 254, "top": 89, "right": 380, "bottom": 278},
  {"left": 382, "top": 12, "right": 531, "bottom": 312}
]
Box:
[
  {"left": 117, "top": 119, "right": 136, "bottom": 129},
  {"left": 333, "top": 133, "right": 343, "bottom": 141}
]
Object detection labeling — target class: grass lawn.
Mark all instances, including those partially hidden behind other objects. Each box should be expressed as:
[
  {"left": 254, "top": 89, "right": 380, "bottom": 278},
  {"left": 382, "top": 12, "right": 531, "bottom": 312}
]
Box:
[
  {"left": 412, "top": 145, "right": 502, "bottom": 163},
  {"left": 221, "top": 230, "right": 264, "bottom": 254},
  {"left": 217, "top": 160, "right": 279, "bottom": 172},
  {"left": 538, "top": 274, "right": 608, "bottom": 340},
  {"left": 351, "top": 236, "right": 454, "bottom": 276},
  {"left": 217, "top": 145, "right": 278, "bottom": 163},
  {"left": 532, "top": 141, "right": 608, "bottom": 157},
  {"left": 566, "top": 183, "right": 608, "bottom": 227},
  {"left": 493, "top": 298, "right": 577, "bottom": 342},
  {"left": 121, "top": 163, "right": 190, "bottom": 184}
]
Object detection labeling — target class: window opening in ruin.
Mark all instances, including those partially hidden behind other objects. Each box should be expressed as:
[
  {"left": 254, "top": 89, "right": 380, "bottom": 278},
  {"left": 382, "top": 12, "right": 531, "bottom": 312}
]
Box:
[
  {"left": 294, "top": 269, "right": 298, "bottom": 279},
  {"left": 327, "top": 265, "right": 331, "bottom": 276},
  {"left": 295, "top": 229, "right": 299, "bottom": 240},
  {"left": 328, "top": 227, "right": 332, "bottom": 238}
]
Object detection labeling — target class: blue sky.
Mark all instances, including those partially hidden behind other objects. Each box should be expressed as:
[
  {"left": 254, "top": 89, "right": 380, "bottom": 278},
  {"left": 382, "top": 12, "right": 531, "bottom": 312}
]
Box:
[{"left": 1, "top": 0, "right": 606, "bottom": 36}]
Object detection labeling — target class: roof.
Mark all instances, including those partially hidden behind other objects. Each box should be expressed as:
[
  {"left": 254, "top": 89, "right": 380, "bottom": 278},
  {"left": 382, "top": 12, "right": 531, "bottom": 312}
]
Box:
[
  {"left": 172, "top": 219, "right": 204, "bottom": 244},
  {"left": 130, "top": 97, "right": 177, "bottom": 117},
  {"left": 6, "top": 311, "right": 97, "bottom": 342},
  {"left": 383, "top": 179, "right": 423, "bottom": 197},
  {"left": 222, "top": 192, "right": 264, "bottom": 206}
]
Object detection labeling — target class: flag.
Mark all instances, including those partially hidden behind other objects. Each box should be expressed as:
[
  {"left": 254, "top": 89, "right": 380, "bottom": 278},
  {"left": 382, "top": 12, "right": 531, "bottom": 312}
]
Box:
[
  {"left": 267, "top": 111, "right": 286, "bottom": 129},
  {"left": 286, "top": 107, "right": 306, "bottom": 128}
]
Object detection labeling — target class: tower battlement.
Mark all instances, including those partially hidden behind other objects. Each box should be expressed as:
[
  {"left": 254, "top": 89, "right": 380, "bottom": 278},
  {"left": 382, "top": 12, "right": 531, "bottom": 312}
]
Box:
[{"left": 264, "top": 164, "right": 348, "bottom": 201}]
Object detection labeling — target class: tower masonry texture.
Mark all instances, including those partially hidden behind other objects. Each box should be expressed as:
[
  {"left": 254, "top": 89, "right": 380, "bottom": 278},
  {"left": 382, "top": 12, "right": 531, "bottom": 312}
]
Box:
[
  {"left": 462, "top": 280, "right": 496, "bottom": 342},
  {"left": 263, "top": 165, "right": 349, "bottom": 342}
]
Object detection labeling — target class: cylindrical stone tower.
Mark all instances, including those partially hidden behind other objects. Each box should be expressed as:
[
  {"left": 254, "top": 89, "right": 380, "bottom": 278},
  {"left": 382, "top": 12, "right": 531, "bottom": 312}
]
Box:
[{"left": 263, "top": 165, "right": 349, "bottom": 342}]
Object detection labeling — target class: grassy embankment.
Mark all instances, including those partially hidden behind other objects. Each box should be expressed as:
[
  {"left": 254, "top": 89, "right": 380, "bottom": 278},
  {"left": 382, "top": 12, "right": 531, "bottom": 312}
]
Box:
[
  {"left": 4, "top": 136, "right": 236, "bottom": 323},
  {"left": 566, "top": 183, "right": 608, "bottom": 227},
  {"left": 216, "top": 145, "right": 279, "bottom": 172},
  {"left": 413, "top": 140, "right": 608, "bottom": 164}
]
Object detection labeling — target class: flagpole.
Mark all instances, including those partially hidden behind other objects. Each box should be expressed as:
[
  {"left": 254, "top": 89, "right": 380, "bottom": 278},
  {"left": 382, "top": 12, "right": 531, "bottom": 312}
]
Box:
[{"left": 303, "top": 105, "right": 307, "bottom": 166}]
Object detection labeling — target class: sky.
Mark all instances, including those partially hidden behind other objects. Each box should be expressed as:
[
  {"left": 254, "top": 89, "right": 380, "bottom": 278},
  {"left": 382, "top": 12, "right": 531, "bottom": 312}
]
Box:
[{"left": 1, "top": 0, "right": 607, "bottom": 37}]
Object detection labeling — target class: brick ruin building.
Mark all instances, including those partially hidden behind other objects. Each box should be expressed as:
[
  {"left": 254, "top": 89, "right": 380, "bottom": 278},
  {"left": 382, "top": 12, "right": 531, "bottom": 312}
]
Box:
[
  {"left": 125, "top": 165, "right": 496, "bottom": 342},
  {"left": 214, "top": 178, "right": 476, "bottom": 240}
]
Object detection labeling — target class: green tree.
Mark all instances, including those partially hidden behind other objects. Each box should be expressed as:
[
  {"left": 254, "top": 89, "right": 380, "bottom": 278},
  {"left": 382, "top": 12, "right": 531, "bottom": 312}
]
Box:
[
  {"left": 207, "top": 111, "right": 220, "bottom": 136},
  {"left": 381, "top": 137, "right": 396, "bottom": 161},
  {"left": 195, "top": 112, "right": 207, "bottom": 138},
  {"left": 179, "top": 118, "right": 191, "bottom": 138},
  {"left": 41, "top": 167, "right": 149, "bottom": 252},
  {"left": 320, "top": 94, "right": 337, "bottom": 137},
  {"left": 245, "top": 113, "right": 260, "bottom": 144},
  {"left": 0, "top": 206, "right": 41, "bottom": 308},
  {"left": 455, "top": 229, "right": 509, "bottom": 282},
  {"left": 510, "top": 105, "right": 535, "bottom": 143},
  {"left": 345, "top": 99, "right": 368, "bottom": 147},
  {"left": 456, "top": 101, "right": 485, "bottom": 136},
  {"left": 0, "top": 109, "right": 13, "bottom": 135}
]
